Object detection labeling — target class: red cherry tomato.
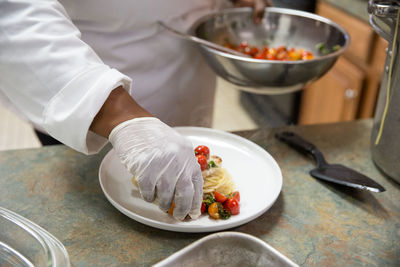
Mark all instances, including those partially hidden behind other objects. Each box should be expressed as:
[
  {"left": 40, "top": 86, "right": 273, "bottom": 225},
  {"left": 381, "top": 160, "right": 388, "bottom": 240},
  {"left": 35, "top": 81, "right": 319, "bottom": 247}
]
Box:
[
  {"left": 201, "top": 202, "right": 206, "bottom": 213},
  {"left": 276, "top": 45, "right": 287, "bottom": 53},
  {"left": 196, "top": 154, "right": 207, "bottom": 171},
  {"left": 214, "top": 191, "right": 227, "bottom": 203},
  {"left": 254, "top": 52, "right": 266, "bottom": 59},
  {"left": 249, "top": 46, "right": 259, "bottom": 56},
  {"left": 228, "top": 191, "right": 240, "bottom": 202},
  {"left": 223, "top": 198, "right": 240, "bottom": 215},
  {"left": 194, "top": 145, "right": 210, "bottom": 158},
  {"left": 239, "top": 41, "right": 248, "bottom": 49}
]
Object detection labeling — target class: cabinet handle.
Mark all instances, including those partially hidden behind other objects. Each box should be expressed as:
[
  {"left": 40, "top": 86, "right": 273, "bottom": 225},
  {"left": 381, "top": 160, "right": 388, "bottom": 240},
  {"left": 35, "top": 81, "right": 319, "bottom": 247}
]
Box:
[{"left": 345, "top": 88, "right": 357, "bottom": 99}]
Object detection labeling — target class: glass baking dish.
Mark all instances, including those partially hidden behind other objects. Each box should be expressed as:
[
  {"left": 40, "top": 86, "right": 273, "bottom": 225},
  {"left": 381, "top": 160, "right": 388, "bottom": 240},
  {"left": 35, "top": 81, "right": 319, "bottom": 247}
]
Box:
[{"left": 0, "top": 207, "right": 70, "bottom": 267}]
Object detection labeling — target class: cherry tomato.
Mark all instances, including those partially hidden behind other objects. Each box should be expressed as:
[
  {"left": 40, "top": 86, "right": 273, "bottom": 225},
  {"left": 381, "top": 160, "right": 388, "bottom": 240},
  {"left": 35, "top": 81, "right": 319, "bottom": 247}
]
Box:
[
  {"left": 268, "top": 48, "right": 277, "bottom": 56},
  {"left": 276, "top": 51, "right": 287, "bottom": 60},
  {"left": 223, "top": 198, "right": 240, "bottom": 215},
  {"left": 302, "top": 51, "right": 314, "bottom": 60},
  {"left": 196, "top": 154, "right": 207, "bottom": 171},
  {"left": 194, "top": 145, "right": 210, "bottom": 158},
  {"left": 288, "top": 50, "right": 301, "bottom": 60},
  {"left": 168, "top": 203, "right": 175, "bottom": 215},
  {"left": 214, "top": 191, "right": 227, "bottom": 203},
  {"left": 224, "top": 43, "right": 235, "bottom": 50},
  {"left": 243, "top": 46, "right": 252, "bottom": 55},
  {"left": 228, "top": 191, "right": 240, "bottom": 202},
  {"left": 239, "top": 41, "right": 248, "bottom": 49},
  {"left": 266, "top": 53, "right": 277, "bottom": 60},
  {"left": 201, "top": 202, "right": 206, "bottom": 213},
  {"left": 254, "top": 52, "right": 267, "bottom": 59},
  {"left": 276, "top": 45, "right": 287, "bottom": 53},
  {"left": 224, "top": 42, "right": 314, "bottom": 61},
  {"left": 208, "top": 202, "right": 220, "bottom": 219},
  {"left": 249, "top": 46, "right": 259, "bottom": 56}
]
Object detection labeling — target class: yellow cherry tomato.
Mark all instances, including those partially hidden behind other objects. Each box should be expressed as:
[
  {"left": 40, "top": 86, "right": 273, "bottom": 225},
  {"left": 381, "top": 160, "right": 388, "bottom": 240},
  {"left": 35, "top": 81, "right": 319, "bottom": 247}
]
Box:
[{"left": 208, "top": 202, "right": 220, "bottom": 219}]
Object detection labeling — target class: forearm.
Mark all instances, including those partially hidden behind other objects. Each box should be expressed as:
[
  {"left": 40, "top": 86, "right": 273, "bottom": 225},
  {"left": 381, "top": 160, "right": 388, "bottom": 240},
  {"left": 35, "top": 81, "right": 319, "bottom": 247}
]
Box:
[
  {"left": 90, "top": 86, "right": 152, "bottom": 138},
  {"left": 0, "top": 0, "right": 134, "bottom": 154}
]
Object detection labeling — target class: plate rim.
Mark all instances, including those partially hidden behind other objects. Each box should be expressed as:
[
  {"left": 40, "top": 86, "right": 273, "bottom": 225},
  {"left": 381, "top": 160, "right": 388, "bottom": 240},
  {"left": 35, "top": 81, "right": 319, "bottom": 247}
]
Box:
[{"left": 99, "top": 127, "right": 282, "bottom": 233}]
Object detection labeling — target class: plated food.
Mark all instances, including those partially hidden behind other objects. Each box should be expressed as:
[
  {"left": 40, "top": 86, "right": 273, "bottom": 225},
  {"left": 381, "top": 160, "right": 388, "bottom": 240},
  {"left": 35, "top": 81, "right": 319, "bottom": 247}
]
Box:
[
  {"left": 224, "top": 41, "right": 314, "bottom": 61},
  {"left": 193, "top": 145, "right": 240, "bottom": 220},
  {"left": 133, "top": 144, "right": 240, "bottom": 220},
  {"left": 99, "top": 126, "right": 282, "bottom": 232}
]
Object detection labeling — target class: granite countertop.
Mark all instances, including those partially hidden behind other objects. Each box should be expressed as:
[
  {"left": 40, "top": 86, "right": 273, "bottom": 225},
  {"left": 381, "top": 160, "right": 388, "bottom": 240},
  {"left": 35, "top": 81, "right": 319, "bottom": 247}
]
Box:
[{"left": 0, "top": 119, "right": 399, "bottom": 266}]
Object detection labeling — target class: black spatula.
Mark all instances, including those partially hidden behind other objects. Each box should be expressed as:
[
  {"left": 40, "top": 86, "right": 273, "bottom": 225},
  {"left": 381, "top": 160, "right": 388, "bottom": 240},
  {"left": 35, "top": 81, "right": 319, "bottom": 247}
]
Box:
[{"left": 276, "top": 131, "right": 385, "bottom": 192}]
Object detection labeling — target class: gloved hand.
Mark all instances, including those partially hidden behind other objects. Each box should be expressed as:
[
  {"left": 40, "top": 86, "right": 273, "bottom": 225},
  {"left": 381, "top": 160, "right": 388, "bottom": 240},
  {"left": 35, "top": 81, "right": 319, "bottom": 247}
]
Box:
[
  {"left": 109, "top": 117, "right": 203, "bottom": 220},
  {"left": 231, "top": 0, "right": 273, "bottom": 24}
]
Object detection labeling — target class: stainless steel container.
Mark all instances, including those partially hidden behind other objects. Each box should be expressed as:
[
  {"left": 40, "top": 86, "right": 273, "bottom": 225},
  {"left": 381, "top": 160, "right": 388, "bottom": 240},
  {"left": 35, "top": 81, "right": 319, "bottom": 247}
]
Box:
[
  {"left": 369, "top": 0, "right": 400, "bottom": 182},
  {"left": 154, "top": 232, "right": 298, "bottom": 267},
  {"left": 190, "top": 7, "right": 349, "bottom": 94}
]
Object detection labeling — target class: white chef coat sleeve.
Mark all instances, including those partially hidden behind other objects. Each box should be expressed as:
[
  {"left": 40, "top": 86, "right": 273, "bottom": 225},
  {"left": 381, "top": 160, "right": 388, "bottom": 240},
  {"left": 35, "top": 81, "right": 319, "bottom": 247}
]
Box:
[{"left": 0, "top": 0, "right": 132, "bottom": 155}]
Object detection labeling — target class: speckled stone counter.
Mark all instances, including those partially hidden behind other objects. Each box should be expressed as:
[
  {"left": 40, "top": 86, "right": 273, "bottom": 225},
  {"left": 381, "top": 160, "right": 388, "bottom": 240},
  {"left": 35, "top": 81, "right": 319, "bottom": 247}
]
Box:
[{"left": 0, "top": 119, "right": 399, "bottom": 266}]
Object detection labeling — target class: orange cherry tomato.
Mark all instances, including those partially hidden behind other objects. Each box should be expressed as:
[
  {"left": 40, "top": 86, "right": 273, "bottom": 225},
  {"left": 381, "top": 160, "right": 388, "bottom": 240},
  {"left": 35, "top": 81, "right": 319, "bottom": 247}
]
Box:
[
  {"left": 288, "top": 50, "right": 301, "bottom": 60},
  {"left": 276, "top": 51, "right": 287, "bottom": 60},
  {"left": 223, "top": 198, "right": 240, "bottom": 215},
  {"left": 268, "top": 48, "right": 277, "bottom": 56},
  {"left": 214, "top": 191, "right": 228, "bottom": 203},
  {"left": 208, "top": 202, "right": 220, "bottom": 219},
  {"left": 266, "top": 53, "right": 277, "bottom": 60},
  {"left": 168, "top": 203, "right": 175, "bottom": 215},
  {"left": 196, "top": 154, "right": 207, "bottom": 171}
]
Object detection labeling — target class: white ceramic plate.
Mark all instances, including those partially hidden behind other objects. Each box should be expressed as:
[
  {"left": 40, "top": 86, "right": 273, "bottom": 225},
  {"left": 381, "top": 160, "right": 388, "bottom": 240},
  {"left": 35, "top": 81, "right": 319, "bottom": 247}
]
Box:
[{"left": 99, "top": 127, "right": 282, "bottom": 233}]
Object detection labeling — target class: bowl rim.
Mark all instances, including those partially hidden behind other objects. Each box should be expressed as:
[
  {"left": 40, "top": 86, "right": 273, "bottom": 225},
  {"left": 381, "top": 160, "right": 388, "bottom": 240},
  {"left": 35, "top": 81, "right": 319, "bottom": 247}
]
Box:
[
  {"left": 0, "top": 207, "right": 70, "bottom": 267},
  {"left": 190, "top": 7, "right": 350, "bottom": 64}
]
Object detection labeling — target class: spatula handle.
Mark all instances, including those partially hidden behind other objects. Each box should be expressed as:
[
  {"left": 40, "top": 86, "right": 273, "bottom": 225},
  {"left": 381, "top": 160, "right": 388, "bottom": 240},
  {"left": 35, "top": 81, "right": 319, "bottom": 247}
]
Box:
[
  {"left": 275, "top": 131, "right": 328, "bottom": 167},
  {"left": 275, "top": 131, "right": 316, "bottom": 154}
]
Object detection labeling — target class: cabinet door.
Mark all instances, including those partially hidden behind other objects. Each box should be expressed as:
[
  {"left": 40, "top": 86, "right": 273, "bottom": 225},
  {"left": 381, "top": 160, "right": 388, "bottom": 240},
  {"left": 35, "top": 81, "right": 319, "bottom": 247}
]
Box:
[
  {"left": 316, "top": 1, "right": 374, "bottom": 64},
  {"left": 298, "top": 57, "right": 365, "bottom": 125}
]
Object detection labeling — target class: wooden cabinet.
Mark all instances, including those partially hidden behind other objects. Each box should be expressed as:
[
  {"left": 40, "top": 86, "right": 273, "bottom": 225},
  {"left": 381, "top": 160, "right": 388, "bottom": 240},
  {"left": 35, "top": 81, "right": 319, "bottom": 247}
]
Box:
[
  {"left": 298, "top": 1, "right": 388, "bottom": 125},
  {"left": 299, "top": 57, "right": 364, "bottom": 124}
]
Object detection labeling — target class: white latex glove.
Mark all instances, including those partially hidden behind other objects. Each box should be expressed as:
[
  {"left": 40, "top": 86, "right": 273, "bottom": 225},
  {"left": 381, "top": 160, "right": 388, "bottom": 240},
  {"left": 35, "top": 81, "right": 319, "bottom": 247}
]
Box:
[{"left": 109, "top": 117, "right": 203, "bottom": 220}]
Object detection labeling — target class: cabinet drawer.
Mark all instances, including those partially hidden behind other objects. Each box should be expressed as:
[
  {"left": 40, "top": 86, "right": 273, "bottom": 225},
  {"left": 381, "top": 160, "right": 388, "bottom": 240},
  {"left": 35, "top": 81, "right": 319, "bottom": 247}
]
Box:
[
  {"left": 317, "top": 1, "right": 374, "bottom": 64},
  {"left": 299, "top": 57, "right": 365, "bottom": 125}
]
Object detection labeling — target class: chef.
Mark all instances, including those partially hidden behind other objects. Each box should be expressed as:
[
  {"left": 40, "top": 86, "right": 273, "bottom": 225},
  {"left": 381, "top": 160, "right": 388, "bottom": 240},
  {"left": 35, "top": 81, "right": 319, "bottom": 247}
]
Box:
[{"left": 0, "top": 0, "right": 269, "bottom": 220}]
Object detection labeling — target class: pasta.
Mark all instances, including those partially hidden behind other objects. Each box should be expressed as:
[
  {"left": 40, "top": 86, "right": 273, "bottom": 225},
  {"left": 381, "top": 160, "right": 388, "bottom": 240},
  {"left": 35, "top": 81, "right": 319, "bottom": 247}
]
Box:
[
  {"left": 203, "top": 167, "right": 235, "bottom": 195},
  {"left": 131, "top": 144, "right": 240, "bottom": 220}
]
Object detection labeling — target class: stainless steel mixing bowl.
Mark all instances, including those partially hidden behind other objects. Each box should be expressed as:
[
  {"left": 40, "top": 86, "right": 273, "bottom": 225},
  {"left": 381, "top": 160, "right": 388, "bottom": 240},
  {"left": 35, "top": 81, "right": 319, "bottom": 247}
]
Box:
[{"left": 190, "top": 7, "right": 350, "bottom": 94}]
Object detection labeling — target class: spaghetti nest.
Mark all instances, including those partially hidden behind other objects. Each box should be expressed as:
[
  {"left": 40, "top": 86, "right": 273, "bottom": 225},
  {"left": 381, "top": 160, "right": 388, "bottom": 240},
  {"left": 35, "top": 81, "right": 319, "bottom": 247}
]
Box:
[{"left": 202, "top": 167, "right": 235, "bottom": 195}]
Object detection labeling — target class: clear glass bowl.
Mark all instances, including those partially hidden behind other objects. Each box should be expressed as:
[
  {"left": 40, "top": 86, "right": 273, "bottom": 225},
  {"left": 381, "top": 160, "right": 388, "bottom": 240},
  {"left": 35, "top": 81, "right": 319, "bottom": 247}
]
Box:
[{"left": 0, "top": 207, "right": 70, "bottom": 267}]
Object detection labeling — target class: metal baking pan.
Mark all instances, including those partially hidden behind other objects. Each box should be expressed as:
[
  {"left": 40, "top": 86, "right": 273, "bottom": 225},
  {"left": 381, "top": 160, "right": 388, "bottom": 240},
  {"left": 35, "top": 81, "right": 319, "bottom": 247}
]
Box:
[{"left": 154, "top": 232, "right": 298, "bottom": 267}]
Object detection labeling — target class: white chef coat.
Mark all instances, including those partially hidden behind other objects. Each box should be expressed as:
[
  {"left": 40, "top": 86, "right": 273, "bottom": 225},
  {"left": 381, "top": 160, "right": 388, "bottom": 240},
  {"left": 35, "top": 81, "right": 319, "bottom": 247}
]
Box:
[{"left": 0, "top": 0, "right": 228, "bottom": 154}]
